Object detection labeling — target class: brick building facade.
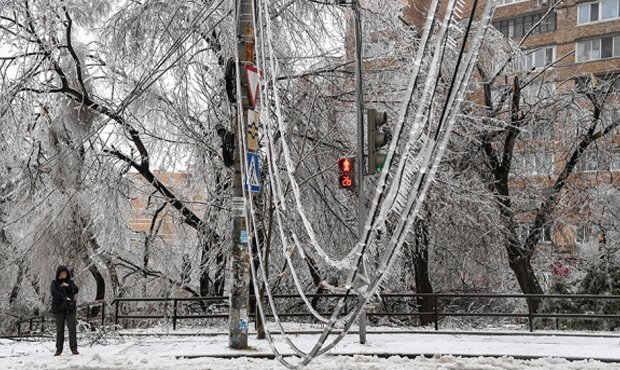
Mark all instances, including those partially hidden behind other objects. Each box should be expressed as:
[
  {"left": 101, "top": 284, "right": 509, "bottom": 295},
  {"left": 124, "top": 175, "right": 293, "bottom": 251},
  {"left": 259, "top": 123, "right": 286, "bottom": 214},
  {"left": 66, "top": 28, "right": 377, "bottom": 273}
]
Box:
[
  {"left": 404, "top": 0, "right": 620, "bottom": 80},
  {"left": 380, "top": 0, "right": 620, "bottom": 255},
  {"left": 127, "top": 171, "right": 205, "bottom": 245}
]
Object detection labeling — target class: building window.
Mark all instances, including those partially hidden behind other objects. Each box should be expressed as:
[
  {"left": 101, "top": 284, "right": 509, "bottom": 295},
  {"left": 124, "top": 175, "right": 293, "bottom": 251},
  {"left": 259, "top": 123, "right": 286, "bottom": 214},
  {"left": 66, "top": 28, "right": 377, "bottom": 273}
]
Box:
[
  {"left": 612, "top": 147, "right": 620, "bottom": 171},
  {"left": 363, "top": 39, "right": 394, "bottom": 58},
  {"left": 493, "top": 12, "right": 556, "bottom": 39},
  {"left": 497, "top": 0, "right": 528, "bottom": 5},
  {"left": 521, "top": 81, "right": 556, "bottom": 105},
  {"left": 576, "top": 39, "right": 601, "bottom": 62},
  {"left": 539, "top": 11, "right": 557, "bottom": 33},
  {"left": 539, "top": 223, "right": 553, "bottom": 243},
  {"left": 575, "top": 73, "right": 620, "bottom": 92},
  {"left": 523, "top": 46, "right": 556, "bottom": 70},
  {"left": 521, "top": 122, "right": 556, "bottom": 140},
  {"left": 516, "top": 223, "right": 552, "bottom": 243},
  {"left": 575, "top": 76, "right": 590, "bottom": 91},
  {"left": 576, "top": 35, "right": 620, "bottom": 62},
  {"left": 513, "top": 152, "right": 554, "bottom": 176},
  {"left": 576, "top": 149, "right": 601, "bottom": 172},
  {"left": 613, "top": 76, "right": 620, "bottom": 90},
  {"left": 578, "top": 0, "right": 620, "bottom": 25},
  {"left": 597, "top": 74, "right": 620, "bottom": 90},
  {"left": 516, "top": 223, "right": 528, "bottom": 241},
  {"left": 575, "top": 224, "right": 594, "bottom": 244},
  {"left": 603, "top": 0, "right": 620, "bottom": 19}
]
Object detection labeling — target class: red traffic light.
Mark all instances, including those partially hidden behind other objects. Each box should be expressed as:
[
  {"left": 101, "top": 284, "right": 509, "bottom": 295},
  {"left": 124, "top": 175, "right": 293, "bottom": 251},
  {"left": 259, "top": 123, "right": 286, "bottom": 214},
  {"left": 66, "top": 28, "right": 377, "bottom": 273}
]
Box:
[
  {"left": 339, "top": 174, "right": 354, "bottom": 189},
  {"left": 338, "top": 157, "right": 355, "bottom": 189},
  {"left": 338, "top": 157, "right": 354, "bottom": 173}
]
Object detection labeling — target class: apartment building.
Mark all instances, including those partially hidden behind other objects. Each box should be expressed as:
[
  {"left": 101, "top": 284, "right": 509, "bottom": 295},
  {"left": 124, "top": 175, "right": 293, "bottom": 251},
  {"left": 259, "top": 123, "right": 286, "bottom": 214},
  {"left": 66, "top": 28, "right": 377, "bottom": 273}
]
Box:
[
  {"left": 404, "top": 0, "right": 620, "bottom": 80},
  {"left": 391, "top": 0, "right": 620, "bottom": 255},
  {"left": 492, "top": 0, "right": 620, "bottom": 81}
]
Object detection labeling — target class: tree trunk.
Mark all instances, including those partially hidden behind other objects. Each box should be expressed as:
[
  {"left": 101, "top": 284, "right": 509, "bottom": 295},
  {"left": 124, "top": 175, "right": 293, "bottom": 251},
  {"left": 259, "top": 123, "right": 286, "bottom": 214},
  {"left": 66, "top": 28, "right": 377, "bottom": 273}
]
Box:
[
  {"left": 477, "top": 76, "right": 544, "bottom": 309},
  {"left": 8, "top": 261, "right": 24, "bottom": 305},
  {"left": 199, "top": 243, "right": 210, "bottom": 297},
  {"left": 87, "top": 263, "right": 106, "bottom": 319},
  {"left": 199, "top": 229, "right": 213, "bottom": 297},
  {"left": 306, "top": 255, "right": 326, "bottom": 310},
  {"left": 88, "top": 264, "right": 106, "bottom": 301},
  {"left": 506, "top": 244, "right": 543, "bottom": 312},
  {"left": 412, "top": 218, "right": 434, "bottom": 326},
  {"left": 181, "top": 254, "right": 192, "bottom": 283},
  {"left": 102, "top": 255, "right": 122, "bottom": 298},
  {"left": 214, "top": 250, "right": 225, "bottom": 296}
]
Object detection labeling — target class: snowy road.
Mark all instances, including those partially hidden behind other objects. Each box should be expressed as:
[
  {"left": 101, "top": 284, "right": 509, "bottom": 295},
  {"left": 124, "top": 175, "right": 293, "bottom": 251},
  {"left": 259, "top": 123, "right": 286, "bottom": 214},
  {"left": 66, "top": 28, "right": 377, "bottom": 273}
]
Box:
[{"left": 1, "top": 331, "right": 620, "bottom": 369}]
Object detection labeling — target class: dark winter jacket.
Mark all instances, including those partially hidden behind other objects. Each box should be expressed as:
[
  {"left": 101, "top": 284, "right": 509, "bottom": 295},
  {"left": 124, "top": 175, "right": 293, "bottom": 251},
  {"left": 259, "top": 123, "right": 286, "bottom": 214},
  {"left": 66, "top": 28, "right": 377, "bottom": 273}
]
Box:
[{"left": 50, "top": 265, "right": 79, "bottom": 314}]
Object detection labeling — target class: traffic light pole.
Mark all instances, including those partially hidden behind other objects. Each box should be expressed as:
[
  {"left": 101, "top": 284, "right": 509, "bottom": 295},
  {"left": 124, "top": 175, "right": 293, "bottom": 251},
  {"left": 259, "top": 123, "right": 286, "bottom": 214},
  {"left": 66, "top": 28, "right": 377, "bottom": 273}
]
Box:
[
  {"left": 228, "top": 0, "right": 254, "bottom": 350},
  {"left": 352, "top": 0, "right": 367, "bottom": 345}
]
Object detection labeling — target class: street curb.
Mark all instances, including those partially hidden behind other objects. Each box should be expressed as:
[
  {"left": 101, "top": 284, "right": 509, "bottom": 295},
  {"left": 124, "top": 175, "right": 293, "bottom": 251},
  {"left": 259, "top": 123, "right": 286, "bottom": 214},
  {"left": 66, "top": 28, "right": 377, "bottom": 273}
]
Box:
[{"left": 175, "top": 352, "right": 620, "bottom": 363}]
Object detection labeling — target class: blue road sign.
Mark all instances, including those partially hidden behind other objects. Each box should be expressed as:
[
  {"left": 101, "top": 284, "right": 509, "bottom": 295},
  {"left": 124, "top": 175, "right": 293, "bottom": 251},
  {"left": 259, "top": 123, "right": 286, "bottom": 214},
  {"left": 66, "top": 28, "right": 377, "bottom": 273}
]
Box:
[{"left": 244, "top": 152, "right": 261, "bottom": 193}]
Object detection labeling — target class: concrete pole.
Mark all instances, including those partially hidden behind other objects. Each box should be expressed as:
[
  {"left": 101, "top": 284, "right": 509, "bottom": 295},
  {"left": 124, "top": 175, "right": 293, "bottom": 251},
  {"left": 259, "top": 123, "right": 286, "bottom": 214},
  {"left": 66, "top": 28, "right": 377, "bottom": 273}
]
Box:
[
  {"left": 352, "top": 0, "right": 367, "bottom": 345},
  {"left": 228, "top": 0, "right": 255, "bottom": 350}
]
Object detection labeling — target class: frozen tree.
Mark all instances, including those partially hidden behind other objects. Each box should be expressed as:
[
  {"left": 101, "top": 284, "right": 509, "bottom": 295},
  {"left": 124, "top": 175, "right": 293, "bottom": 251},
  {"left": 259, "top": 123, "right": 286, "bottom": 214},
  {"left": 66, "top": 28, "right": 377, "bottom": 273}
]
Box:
[
  {"left": 469, "top": 23, "right": 620, "bottom": 310},
  {"left": 0, "top": 0, "right": 238, "bottom": 313}
]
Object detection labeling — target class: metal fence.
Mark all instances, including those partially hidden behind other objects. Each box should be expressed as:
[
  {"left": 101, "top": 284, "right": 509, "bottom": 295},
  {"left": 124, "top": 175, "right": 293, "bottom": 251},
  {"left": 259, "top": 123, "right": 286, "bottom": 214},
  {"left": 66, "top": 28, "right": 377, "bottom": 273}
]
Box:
[
  {"left": 8, "top": 293, "right": 620, "bottom": 336},
  {"left": 111, "top": 293, "right": 620, "bottom": 332},
  {"left": 112, "top": 296, "right": 228, "bottom": 330},
  {"left": 15, "top": 300, "right": 106, "bottom": 336}
]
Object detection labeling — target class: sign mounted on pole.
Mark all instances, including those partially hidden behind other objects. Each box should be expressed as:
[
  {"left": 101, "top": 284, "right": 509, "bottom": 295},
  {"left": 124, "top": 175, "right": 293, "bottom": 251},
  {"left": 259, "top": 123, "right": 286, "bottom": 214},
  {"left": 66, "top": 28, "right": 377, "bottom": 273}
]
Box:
[
  {"left": 244, "top": 152, "right": 261, "bottom": 193},
  {"left": 247, "top": 110, "right": 259, "bottom": 151},
  {"left": 231, "top": 197, "right": 246, "bottom": 217},
  {"left": 240, "top": 230, "right": 248, "bottom": 244},
  {"left": 245, "top": 66, "right": 263, "bottom": 108}
]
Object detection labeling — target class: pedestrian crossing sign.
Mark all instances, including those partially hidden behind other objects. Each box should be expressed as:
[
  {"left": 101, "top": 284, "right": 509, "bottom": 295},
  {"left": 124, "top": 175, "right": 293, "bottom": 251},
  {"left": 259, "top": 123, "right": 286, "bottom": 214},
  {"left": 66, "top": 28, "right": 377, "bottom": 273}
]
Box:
[{"left": 244, "top": 152, "right": 261, "bottom": 193}]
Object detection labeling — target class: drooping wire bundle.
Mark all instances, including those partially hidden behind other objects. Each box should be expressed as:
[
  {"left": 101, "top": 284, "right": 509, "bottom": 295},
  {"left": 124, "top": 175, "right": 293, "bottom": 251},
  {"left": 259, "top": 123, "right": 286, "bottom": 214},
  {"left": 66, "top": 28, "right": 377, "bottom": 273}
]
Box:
[{"left": 233, "top": 0, "right": 497, "bottom": 367}]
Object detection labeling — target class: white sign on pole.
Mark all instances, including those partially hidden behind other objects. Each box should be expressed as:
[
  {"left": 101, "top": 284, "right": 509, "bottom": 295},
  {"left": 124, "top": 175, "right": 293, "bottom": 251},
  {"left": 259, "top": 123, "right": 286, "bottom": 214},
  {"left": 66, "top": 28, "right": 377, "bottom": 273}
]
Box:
[{"left": 231, "top": 197, "right": 245, "bottom": 217}]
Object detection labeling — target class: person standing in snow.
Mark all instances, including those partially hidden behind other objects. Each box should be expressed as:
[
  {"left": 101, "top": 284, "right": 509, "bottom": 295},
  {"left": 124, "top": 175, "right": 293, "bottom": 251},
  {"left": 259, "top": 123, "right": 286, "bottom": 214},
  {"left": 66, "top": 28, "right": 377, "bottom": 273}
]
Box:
[{"left": 50, "top": 265, "right": 79, "bottom": 356}]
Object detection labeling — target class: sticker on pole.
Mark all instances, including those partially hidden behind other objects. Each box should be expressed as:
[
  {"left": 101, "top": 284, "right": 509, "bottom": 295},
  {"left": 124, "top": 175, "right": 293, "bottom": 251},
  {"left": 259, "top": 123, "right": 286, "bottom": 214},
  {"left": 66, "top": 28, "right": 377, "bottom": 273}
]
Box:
[
  {"left": 240, "top": 230, "right": 248, "bottom": 244},
  {"left": 245, "top": 65, "right": 263, "bottom": 108},
  {"left": 239, "top": 318, "right": 248, "bottom": 331},
  {"left": 231, "top": 197, "right": 245, "bottom": 217},
  {"left": 247, "top": 109, "right": 259, "bottom": 151},
  {"left": 244, "top": 152, "right": 261, "bottom": 193}
]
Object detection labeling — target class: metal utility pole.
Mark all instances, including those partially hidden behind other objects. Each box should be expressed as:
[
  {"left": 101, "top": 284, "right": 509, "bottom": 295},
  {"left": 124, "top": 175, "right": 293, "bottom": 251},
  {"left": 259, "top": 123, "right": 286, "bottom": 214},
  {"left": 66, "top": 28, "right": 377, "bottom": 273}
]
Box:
[
  {"left": 228, "top": 0, "right": 255, "bottom": 349},
  {"left": 352, "top": 0, "right": 367, "bottom": 345}
]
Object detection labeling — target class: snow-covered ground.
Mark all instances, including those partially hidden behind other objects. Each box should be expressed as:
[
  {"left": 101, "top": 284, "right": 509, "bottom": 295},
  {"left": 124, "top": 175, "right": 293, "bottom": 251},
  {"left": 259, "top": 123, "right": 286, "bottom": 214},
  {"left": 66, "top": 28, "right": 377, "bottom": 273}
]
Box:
[{"left": 1, "top": 328, "right": 620, "bottom": 369}]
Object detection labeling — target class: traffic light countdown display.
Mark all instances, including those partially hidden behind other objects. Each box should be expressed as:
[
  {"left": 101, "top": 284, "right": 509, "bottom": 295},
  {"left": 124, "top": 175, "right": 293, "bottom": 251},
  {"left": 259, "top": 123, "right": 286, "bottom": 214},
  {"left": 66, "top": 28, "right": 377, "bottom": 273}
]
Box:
[
  {"left": 338, "top": 157, "right": 355, "bottom": 189},
  {"left": 367, "top": 109, "right": 388, "bottom": 174}
]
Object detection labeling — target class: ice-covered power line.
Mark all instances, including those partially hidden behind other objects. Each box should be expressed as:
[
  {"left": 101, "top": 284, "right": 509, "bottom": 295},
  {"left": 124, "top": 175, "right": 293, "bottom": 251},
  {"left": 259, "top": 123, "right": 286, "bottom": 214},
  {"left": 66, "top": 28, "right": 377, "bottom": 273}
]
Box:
[{"left": 233, "top": 0, "right": 498, "bottom": 368}]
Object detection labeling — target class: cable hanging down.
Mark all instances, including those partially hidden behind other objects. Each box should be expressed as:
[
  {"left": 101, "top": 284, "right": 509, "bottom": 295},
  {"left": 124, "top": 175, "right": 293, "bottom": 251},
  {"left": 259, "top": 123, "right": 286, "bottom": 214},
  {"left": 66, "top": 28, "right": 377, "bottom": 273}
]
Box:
[{"left": 234, "top": 0, "right": 498, "bottom": 367}]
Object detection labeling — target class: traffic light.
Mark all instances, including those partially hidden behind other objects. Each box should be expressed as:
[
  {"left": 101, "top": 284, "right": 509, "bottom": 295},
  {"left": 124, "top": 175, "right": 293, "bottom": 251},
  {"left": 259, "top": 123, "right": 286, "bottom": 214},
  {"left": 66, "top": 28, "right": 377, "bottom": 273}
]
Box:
[
  {"left": 338, "top": 157, "right": 355, "bottom": 189},
  {"left": 367, "top": 109, "right": 388, "bottom": 175},
  {"left": 215, "top": 123, "right": 235, "bottom": 167}
]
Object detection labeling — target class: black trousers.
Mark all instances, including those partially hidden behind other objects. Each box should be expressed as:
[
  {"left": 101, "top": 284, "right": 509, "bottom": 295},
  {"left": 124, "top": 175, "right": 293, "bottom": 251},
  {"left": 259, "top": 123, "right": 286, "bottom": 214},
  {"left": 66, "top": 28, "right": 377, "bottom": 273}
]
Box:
[{"left": 54, "top": 311, "right": 77, "bottom": 351}]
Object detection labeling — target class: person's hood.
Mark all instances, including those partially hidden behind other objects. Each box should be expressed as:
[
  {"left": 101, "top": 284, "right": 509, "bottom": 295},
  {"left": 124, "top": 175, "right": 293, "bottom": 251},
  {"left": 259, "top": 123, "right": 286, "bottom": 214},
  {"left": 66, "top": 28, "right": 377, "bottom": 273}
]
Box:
[{"left": 56, "top": 265, "right": 72, "bottom": 281}]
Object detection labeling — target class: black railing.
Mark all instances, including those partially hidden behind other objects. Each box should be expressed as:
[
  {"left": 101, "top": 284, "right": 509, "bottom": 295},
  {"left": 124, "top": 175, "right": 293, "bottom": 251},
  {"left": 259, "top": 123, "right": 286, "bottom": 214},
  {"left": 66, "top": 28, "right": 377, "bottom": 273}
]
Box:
[
  {"left": 10, "top": 293, "right": 619, "bottom": 336},
  {"left": 15, "top": 300, "right": 106, "bottom": 336},
  {"left": 110, "top": 293, "right": 620, "bottom": 333},
  {"left": 112, "top": 296, "right": 228, "bottom": 330}
]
